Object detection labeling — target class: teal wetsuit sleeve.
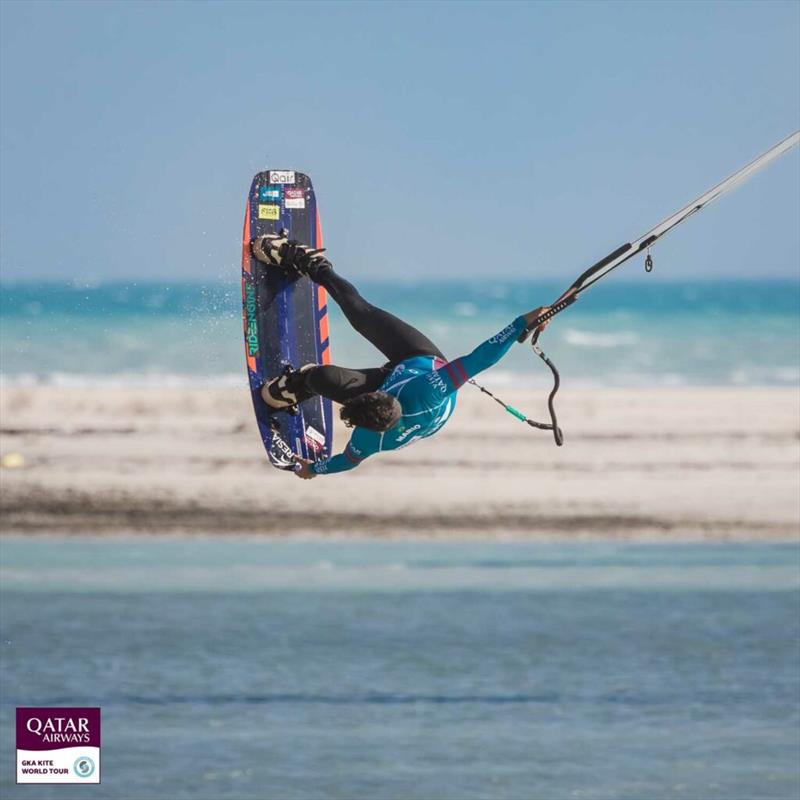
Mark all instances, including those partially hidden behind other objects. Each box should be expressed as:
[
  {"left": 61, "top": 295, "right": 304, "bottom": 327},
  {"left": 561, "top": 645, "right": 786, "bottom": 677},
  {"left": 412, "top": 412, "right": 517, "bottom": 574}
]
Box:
[
  {"left": 310, "top": 429, "right": 379, "bottom": 475},
  {"left": 436, "top": 316, "right": 527, "bottom": 392}
]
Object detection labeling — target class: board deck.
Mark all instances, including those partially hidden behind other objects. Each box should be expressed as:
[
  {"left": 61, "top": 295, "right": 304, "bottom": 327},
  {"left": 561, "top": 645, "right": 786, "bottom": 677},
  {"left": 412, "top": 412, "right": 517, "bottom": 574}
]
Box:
[{"left": 241, "top": 170, "right": 332, "bottom": 470}]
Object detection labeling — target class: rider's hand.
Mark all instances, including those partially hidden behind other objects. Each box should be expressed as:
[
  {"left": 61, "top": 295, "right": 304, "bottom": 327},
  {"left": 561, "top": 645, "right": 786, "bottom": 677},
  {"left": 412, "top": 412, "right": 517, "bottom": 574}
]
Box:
[
  {"left": 523, "top": 306, "right": 552, "bottom": 333},
  {"left": 293, "top": 455, "right": 317, "bottom": 480}
]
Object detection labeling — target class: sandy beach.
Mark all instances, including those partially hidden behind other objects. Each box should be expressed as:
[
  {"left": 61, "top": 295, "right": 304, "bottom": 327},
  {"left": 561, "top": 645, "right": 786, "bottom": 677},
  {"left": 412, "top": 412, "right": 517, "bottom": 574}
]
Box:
[{"left": 0, "top": 385, "right": 797, "bottom": 539}]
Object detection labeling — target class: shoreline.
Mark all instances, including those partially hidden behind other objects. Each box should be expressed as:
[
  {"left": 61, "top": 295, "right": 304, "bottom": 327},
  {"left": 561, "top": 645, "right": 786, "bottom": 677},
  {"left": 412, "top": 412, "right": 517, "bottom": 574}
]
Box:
[
  {"left": 1, "top": 385, "right": 798, "bottom": 541},
  {"left": 1, "top": 487, "right": 797, "bottom": 540}
]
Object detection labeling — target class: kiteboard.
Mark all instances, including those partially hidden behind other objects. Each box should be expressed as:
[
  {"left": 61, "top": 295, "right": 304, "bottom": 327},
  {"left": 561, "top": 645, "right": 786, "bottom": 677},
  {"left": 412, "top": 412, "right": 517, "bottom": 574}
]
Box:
[{"left": 241, "top": 170, "right": 332, "bottom": 470}]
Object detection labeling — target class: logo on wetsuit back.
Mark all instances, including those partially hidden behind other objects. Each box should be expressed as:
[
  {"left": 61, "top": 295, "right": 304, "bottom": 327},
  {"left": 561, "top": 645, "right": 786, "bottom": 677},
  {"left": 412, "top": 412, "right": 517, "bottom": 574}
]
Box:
[
  {"left": 245, "top": 284, "right": 258, "bottom": 356},
  {"left": 396, "top": 424, "right": 421, "bottom": 443},
  {"left": 488, "top": 323, "right": 517, "bottom": 344}
]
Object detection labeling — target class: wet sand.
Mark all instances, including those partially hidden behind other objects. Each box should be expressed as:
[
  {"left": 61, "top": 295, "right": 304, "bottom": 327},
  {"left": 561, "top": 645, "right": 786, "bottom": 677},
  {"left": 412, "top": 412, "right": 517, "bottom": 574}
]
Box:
[{"left": 1, "top": 385, "right": 798, "bottom": 539}]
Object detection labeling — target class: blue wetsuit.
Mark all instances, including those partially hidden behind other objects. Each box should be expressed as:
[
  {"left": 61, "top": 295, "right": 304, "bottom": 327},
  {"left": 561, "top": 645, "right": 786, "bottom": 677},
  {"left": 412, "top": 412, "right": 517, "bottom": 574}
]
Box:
[{"left": 311, "top": 315, "right": 526, "bottom": 475}]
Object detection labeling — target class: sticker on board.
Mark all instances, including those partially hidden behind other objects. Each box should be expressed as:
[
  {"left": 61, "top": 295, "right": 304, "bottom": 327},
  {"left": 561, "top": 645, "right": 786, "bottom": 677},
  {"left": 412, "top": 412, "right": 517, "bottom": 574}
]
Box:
[
  {"left": 258, "top": 204, "right": 280, "bottom": 220},
  {"left": 285, "top": 188, "right": 305, "bottom": 209},
  {"left": 259, "top": 187, "right": 281, "bottom": 201},
  {"left": 268, "top": 171, "right": 295, "bottom": 184}
]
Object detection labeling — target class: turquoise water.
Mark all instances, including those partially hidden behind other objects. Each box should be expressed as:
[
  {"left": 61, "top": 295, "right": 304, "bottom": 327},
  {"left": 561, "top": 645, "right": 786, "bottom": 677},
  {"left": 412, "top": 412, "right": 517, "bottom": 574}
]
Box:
[
  {"left": 1, "top": 280, "right": 798, "bottom": 386},
  {"left": 1, "top": 539, "right": 798, "bottom": 799}
]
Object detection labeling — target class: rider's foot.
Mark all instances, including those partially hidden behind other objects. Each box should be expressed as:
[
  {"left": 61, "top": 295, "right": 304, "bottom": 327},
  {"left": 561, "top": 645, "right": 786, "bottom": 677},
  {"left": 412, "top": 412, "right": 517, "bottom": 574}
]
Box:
[
  {"left": 260, "top": 364, "right": 316, "bottom": 410},
  {"left": 281, "top": 241, "right": 331, "bottom": 280},
  {"left": 251, "top": 233, "right": 331, "bottom": 280},
  {"left": 251, "top": 232, "right": 289, "bottom": 266}
]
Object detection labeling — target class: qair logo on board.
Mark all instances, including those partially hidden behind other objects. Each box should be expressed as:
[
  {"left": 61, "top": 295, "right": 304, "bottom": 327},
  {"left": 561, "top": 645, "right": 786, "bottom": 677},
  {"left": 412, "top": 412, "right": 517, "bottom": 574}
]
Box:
[
  {"left": 268, "top": 170, "right": 295, "bottom": 184},
  {"left": 258, "top": 204, "right": 280, "bottom": 220},
  {"left": 245, "top": 284, "right": 258, "bottom": 356}
]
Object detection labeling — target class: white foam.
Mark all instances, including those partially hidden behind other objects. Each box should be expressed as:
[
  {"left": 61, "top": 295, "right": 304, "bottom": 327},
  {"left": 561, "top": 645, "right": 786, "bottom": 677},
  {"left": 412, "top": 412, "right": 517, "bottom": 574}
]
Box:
[
  {"left": 453, "top": 302, "right": 477, "bottom": 317},
  {"left": 769, "top": 367, "right": 800, "bottom": 384},
  {"left": 563, "top": 329, "right": 640, "bottom": 348}
]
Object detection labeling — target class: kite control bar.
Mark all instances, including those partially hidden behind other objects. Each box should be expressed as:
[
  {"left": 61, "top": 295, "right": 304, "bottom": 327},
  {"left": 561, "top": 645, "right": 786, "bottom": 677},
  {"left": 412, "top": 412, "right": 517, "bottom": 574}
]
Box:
[{"left": 472, "top": 131, "right": 799, "bottom": 446}]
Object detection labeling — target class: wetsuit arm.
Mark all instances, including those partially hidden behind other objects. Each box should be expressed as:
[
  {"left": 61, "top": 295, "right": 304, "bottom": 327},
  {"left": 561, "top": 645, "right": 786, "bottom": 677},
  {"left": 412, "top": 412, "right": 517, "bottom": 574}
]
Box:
[
  {"left": 310, "top": 431, "right": 376, "bottom": 475},
  {"left": 437, "top": 316, "right": 527, "bottom": 392}
]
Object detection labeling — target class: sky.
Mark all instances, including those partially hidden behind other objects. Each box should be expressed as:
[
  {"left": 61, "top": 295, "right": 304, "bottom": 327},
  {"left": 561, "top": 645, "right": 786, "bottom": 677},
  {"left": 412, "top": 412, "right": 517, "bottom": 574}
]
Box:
[{"left": 1, "top": 0, "right": 798, "bottom": 283}]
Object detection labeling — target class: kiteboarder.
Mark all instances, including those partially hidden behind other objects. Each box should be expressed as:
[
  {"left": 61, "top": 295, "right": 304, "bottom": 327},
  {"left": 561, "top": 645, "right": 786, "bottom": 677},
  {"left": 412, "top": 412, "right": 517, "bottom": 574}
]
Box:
[{"left": 251, "top": 234, "right": 550, "bottom": 479}]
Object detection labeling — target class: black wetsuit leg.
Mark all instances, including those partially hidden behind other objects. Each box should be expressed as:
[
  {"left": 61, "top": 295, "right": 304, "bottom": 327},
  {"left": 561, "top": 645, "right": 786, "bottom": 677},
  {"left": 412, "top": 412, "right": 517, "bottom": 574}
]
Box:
[
  {"left": 293, "top": 264, "right": 445, "bottom": 404},
  {"left": 314, "top": 264, "right": 445, "bottom": 363},
  {"left": 303, "top": 365, "right": 389, "bottom": 404}
]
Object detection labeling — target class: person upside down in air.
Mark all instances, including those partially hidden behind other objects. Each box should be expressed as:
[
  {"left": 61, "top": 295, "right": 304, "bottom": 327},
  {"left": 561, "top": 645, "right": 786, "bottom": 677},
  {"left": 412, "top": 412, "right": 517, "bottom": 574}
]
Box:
[{"left": 251, "top": 234, "right": 550, "bottom": 480}]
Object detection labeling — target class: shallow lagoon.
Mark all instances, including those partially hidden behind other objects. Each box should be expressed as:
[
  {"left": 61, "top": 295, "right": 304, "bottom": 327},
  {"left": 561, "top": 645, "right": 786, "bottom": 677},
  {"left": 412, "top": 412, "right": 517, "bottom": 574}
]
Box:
[{"left": 1, "top": 539, "right": 798, "bottom": 799}]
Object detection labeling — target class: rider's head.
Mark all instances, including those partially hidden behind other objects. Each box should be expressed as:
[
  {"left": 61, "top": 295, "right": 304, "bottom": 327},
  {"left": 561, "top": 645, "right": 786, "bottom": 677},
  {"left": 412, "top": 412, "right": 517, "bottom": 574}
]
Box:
[{"left": 340, "top": 391, "right": 401, "bottom": 432}]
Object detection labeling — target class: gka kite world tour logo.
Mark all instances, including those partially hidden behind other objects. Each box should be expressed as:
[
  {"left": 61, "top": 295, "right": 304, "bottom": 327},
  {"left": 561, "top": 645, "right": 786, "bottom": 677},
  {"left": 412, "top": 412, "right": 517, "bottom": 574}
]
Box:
[{"left": 16, "top": 707, "right": 101, "bottom": 784}]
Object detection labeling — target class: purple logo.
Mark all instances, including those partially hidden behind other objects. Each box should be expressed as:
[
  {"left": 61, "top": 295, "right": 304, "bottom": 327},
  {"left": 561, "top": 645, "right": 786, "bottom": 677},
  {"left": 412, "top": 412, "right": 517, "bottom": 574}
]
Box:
[{"left": 17, "top": 708, "right": 101, "bottom": 784}]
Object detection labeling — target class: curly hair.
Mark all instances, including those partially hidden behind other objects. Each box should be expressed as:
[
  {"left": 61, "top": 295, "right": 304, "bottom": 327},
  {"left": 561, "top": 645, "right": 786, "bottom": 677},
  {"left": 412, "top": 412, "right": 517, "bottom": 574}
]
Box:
[{"left": 340, "top": 391, "right": 402, "bottom": 432}]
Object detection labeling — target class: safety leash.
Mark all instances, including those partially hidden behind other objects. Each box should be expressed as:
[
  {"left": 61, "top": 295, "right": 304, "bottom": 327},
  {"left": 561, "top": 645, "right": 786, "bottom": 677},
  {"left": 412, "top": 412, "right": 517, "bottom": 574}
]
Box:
[{"left": 469, "top": 326, "right": 564, "bottom": 446}]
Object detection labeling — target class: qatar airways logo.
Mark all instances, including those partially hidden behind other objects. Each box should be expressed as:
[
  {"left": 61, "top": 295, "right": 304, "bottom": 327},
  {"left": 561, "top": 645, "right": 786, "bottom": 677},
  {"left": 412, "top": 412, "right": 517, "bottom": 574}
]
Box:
[
  {"left": 25, "top": 716, "right": 90, "bottom": 744},
  {"left": 488, "top": 323, "right": 516, "bottom": 344}
]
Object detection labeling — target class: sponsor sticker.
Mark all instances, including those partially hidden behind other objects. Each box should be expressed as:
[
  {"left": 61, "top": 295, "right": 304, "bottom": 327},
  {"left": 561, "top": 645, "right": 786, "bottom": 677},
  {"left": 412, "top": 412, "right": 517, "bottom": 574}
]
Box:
[
  {"left": 244, "top": 283, "right": 258, "bottom": 356},
  {"left": 268, "top": 430, "right": 295, "bottom": 467},
  {"left": 259, "top": 187, "right": 281, "bottom": 202},
  {"left": 305, "top": 426, "right": 325, "bottom": 446},
  {"left": 396, "top": 423, "right": 421, "bottom": 443},
  {"left": 488, "top": 323, "right": 517, "bottom": 344},
  {"left": 285, "top": 188, "right": 305, "bottom": 210},
  {"left": 258, "top": 204, "right": 280, "bottom": 220},
  {"left": 304, "top": 437, "right": 322, "bottom": 455},
  {"left": 426, "top": 371, "right": 448, "bottom": 393},
  {"left": 268, "top": 170, "right": 295, "bottom": 184},
  {"left": 17, "top": 707, "right": 101, "bottom": 784}
]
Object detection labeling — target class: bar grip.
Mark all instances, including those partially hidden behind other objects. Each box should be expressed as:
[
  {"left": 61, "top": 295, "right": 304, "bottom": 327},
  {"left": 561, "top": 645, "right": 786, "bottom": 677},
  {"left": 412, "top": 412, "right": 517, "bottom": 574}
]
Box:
[{"left": 517, "top": 294, "right": 578, "bottom": 343}]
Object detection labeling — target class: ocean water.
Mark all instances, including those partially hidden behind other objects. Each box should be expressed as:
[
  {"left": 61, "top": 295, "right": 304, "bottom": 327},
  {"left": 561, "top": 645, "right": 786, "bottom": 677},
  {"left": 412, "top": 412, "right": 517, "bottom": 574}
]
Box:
[
  {"left": 1, "top": 539, "right": 798, "bottom": 800},
  {"left": 1, "top": 279, "right": 798, "bottom": 387}
]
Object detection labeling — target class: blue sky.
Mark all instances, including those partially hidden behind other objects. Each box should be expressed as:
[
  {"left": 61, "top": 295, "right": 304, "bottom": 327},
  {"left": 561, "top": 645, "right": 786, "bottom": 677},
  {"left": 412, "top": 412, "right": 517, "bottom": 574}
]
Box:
[{"left": 1, "top": 0, "right": 798, "bottom": 283}]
